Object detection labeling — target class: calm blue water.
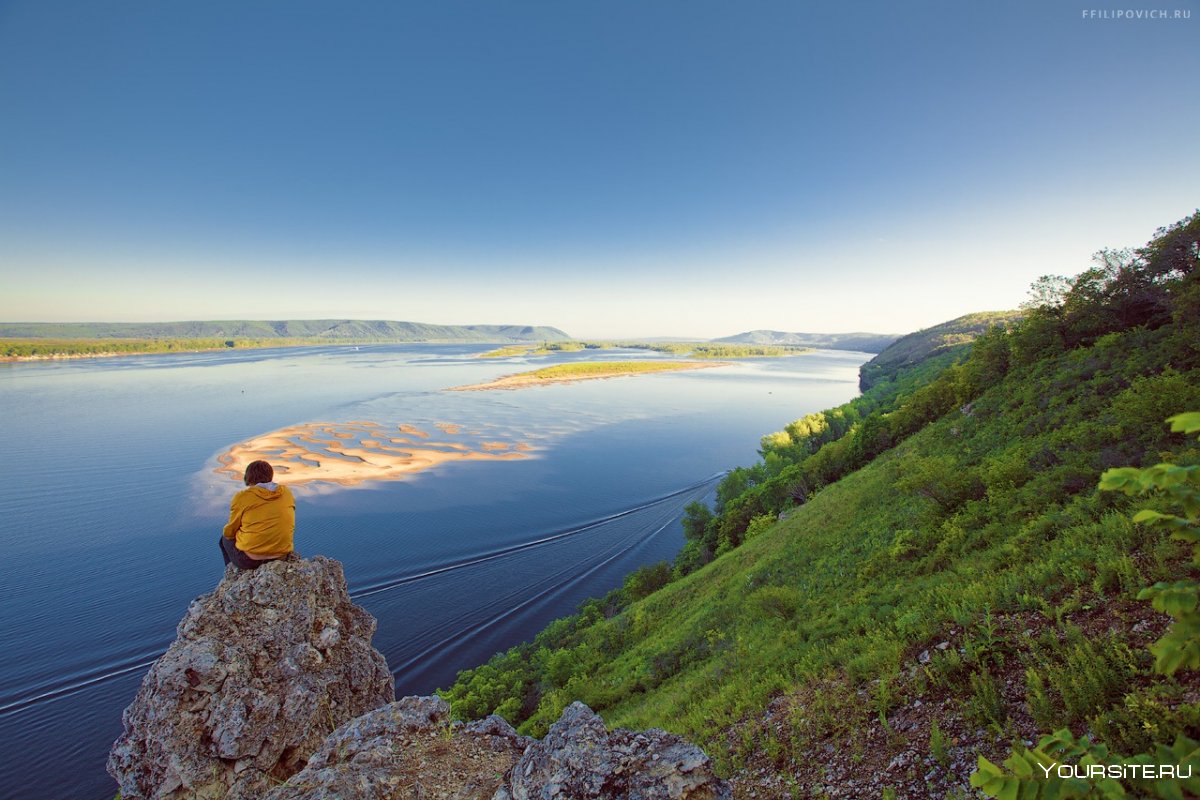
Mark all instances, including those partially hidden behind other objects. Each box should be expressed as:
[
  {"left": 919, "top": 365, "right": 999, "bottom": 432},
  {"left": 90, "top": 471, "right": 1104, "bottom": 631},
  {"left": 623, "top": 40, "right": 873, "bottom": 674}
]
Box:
[{"left": 0, "top": 343, "right": 867, "bottom": 799}]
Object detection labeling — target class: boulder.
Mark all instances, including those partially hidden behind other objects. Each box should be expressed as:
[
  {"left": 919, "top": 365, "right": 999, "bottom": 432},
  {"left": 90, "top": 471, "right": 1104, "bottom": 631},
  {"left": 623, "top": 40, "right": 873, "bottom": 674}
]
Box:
[
  {"left": 265, "top": 696, "right": 531, "bottom": 800},
  {"left": 501, "top": 702, "right": 731, "bottom": 800},
  {"left": 267, "top": 697, "right": 730, "bottom": 800},
  {"left": 108, "top": 556, "right": 395, "bottom": 800}
]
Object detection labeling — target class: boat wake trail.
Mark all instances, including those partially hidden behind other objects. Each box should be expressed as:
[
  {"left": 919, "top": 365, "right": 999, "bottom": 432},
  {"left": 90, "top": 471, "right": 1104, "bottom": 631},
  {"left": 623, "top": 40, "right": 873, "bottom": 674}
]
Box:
[
  {"left": 0, "top": 651, "right": 162, "bottom": 718},
  {"left": 374, "top": 475, "right": 723, "bottom": 692},
  {"left": 388, "top": 508, "right": 682, "bottom": 679},
  {"left": 0, "top": 473, "right": 724, "bottom": 720},
  {"left": 350, "top": 472, "right": 724, "bottom": 601}
]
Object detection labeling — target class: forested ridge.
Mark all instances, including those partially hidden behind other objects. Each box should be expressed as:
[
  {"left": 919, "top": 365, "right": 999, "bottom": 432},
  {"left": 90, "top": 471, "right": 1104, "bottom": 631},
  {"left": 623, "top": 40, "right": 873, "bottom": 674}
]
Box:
[{"left": 443, "top": 212, "right": 1200, "bottom": 798}]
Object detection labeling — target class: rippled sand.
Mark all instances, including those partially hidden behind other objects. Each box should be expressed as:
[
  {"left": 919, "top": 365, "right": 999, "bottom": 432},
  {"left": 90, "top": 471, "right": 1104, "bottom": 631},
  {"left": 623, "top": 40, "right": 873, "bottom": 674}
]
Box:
[{"left": 216, "top": 420, "right": 534, "bottom": 487}]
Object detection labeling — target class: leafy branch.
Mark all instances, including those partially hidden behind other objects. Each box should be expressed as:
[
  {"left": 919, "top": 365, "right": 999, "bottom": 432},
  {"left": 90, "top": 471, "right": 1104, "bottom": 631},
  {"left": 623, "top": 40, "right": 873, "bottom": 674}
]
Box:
[
  {"left": 972, "top": 413, "right": 1200, "bottom": 798},
  {"left": 1101, "top": 413, "right": 1200, "bottom": 675},
  {"left": 971, "top": 728, "right": 1200, "bottom": 799}
]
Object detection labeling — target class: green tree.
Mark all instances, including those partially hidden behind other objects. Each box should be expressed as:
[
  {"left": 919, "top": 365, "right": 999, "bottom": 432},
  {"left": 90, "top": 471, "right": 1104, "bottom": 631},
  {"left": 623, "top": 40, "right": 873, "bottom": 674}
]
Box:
[
  {"left": 622, "top": 562, "right": 672, "bottom": 602},
  {"left": 1137, "top": 211, "right": 1200, "bottom": 281},
  {"left": 682, "top": 501, "right": 714, "bottom": 544},
  {"left": 1022, "top": 274, "right": 1072, "bottom": 311}
]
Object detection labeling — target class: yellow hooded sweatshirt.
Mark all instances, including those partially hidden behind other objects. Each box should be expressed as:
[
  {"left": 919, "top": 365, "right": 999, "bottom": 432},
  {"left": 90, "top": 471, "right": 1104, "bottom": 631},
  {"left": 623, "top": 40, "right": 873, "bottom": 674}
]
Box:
[{"left": 222, "top": 483, "right": 295, "bottom": 558}]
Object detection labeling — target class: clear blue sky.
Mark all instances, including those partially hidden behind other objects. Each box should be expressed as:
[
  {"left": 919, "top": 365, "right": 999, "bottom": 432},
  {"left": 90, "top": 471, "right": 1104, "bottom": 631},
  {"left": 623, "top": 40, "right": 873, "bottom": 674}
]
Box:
[{"left": 1, "top": 0, "right": 1196, "bottom": 338}]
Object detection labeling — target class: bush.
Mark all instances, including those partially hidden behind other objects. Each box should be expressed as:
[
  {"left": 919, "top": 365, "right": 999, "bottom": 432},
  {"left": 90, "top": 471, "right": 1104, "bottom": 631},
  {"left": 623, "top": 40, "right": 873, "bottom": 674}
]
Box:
[{"left": 746, "top": 585, "right": 802, "bottom": 621}]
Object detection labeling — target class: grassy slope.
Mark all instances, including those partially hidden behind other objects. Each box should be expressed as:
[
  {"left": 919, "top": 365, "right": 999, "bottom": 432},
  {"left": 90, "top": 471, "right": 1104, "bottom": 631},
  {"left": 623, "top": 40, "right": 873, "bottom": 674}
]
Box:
[
  {"left": 858, "top": 311, "right": 1024, "bottom": 391},
  {"left": 445, "top": 315, "right": 1200, "bottom": 795},
  {"left": 445, "top": 212, "right": 1200, "bottom": 795},
  {"left": 597, "top": 324, "right": 1199, "bottom": 727}
]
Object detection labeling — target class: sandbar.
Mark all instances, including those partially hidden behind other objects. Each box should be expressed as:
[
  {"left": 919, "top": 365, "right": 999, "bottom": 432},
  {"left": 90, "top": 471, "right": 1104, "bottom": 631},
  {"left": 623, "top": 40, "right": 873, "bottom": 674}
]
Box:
[
  {"left": 215, "top": 420, "right": 535, "bottom": 487},
  {"left": 396, "top": 423, "right": 429, "bottom": 438},
  {"left": 447, "top": 360, "right": 732, "bottom": 391}
]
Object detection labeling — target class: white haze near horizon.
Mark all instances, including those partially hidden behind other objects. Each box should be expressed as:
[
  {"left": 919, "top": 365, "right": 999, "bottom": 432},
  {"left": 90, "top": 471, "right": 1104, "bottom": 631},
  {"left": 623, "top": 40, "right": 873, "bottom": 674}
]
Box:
[{"left": 3, "top": 193, "right": 1193, "bottom": 340}]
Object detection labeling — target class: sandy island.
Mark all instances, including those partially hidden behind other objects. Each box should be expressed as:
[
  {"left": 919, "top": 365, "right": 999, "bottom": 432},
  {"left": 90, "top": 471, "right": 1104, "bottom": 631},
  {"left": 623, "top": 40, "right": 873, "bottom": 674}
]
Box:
[
  {"left": 216, "top": 420, "right": 534, "bottom": 487},
  {"left": 448, "top": 360, "right": 733, "bottom": 391}
]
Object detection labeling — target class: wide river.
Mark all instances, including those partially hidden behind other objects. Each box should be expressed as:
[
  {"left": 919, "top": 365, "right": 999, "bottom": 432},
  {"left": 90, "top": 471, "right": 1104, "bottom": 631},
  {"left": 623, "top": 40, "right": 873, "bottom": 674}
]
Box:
[{"left": 0, "top": 343, "right": 868, "bottom": 799}]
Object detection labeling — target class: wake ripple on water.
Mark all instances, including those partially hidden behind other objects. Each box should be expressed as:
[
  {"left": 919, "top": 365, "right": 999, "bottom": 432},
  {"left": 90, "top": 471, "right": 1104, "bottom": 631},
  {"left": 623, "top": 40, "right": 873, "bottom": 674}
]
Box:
[
  {"left": 350, "top": 473, "right": 722, "bottom": 599},
  {"left": 383, "top": 479, "right": 716, "bottom": 682},
  {"left": 0, "top": 474, "right": 723, "bottom": 721}
]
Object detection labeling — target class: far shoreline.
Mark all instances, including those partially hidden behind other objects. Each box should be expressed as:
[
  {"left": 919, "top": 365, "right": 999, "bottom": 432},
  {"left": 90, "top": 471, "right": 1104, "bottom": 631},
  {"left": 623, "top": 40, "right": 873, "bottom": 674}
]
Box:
[
  {"left": 1, "top": 348, "right": 225, "bottom": 364},
  {"left": 1, "top": 341, "right": 327, "bottom": 364},
  {"left": 0, "top": 340, "right": 523, "bottom": 364}
]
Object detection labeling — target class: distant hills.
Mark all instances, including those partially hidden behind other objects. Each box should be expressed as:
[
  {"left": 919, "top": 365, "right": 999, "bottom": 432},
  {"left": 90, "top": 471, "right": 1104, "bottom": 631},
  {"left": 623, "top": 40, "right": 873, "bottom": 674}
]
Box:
[
  {"left": 1, "top": 319, "right": 1024, "bottom": 362},
  {"left": 0, "top": 319, "right": 571, "bottom": 343},
  {"left": 713, "top": 329, "right": 899, "bottom": 353}
]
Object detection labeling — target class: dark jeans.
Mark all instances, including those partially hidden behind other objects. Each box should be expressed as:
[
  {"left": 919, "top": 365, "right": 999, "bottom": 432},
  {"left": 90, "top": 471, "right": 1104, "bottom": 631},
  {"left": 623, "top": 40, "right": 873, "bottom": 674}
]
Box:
[{"left": 219, "top": 536, "right": 273, "bottom": 570}]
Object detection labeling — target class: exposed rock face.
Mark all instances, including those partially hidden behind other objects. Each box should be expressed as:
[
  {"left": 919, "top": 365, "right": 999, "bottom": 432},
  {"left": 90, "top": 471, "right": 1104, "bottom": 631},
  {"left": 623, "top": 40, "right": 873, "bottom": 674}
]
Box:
[
  {"left": 265, "top": 696, "right": 531, "bottom": 800},
  {"left": 109, "top": 556, "right": 728, "bottom": 799},
  {"left": 108, "top": 556, "right": 395, "bottom": 800},
  {"left": 501, "top": 702, "right": 731, "bottom": 800},
  {"left": 267, "top": 697, "right": 730, "bottom": 800}
]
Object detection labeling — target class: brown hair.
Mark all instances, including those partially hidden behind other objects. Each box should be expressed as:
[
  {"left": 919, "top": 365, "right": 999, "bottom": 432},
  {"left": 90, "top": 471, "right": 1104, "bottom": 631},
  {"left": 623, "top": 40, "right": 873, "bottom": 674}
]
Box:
[{"left": 244, "top": 460, "right": 274, "bottom": 486}]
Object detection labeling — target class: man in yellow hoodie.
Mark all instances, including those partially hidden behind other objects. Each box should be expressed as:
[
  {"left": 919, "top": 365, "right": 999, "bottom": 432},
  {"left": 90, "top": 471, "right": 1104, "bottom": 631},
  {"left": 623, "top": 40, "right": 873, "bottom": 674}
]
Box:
[{"left": 220, "top": 460, "right": 296, "bottom": 570}]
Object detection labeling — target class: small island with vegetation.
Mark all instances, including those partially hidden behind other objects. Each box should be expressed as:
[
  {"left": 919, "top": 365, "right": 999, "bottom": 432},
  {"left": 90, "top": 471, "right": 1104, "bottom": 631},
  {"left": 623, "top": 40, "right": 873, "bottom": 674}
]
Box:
[
  {"left": 448, "top": 360, "right": 732, "bottom": 391},
  {"left": 475, "top": 342, "right": 593, "bottom": 358},
  {"left": 476, "top": 340, "right": 812, "bottom": 359}
]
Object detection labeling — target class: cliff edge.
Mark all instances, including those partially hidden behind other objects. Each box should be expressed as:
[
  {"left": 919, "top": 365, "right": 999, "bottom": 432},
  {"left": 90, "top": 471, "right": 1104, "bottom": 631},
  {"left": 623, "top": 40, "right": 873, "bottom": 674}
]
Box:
[
  {"left": 108, "top": 556, "right": 396, "bottom": 799},
  {"left": 110, "top": 556, "right": 729, "bottom": 799}
]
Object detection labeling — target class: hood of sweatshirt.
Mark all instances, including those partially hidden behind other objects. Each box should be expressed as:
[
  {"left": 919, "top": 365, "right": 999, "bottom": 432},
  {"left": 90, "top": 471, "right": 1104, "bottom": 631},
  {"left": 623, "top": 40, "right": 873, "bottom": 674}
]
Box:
[{"left": 246, "top": 482, "right": 283, "bottom": 499}]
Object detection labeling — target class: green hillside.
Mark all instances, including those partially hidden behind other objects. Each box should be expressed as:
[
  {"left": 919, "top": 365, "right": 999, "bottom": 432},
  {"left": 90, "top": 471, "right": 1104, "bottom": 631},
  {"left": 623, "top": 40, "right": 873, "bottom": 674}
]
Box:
[
  {"left": 858, "top": 311, "right": 1025, "bottom": 391},
  {"left": 443, "top": 212, "right": 1200, "bottom": 798},
  {"left": 0, "top": 319, "right": 570, "bottom": 342}
]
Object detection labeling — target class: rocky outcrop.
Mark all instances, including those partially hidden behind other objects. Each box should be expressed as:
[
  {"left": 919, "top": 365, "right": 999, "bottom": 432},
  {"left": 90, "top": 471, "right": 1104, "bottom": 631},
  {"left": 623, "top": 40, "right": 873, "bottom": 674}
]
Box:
[
  {"left": 264, "top": 695, "right": 530, "bottom": 800},
  {"left": 109, "top": 556, "right": 729, "bottom": 799},
  {"left": 108, "top": 556, "right": 395, "bottom": 800},
  {"left": 267, "top": 697, "right": 730, "bottom": 800},
  {"left": 501, "top": 702, "right": 731, "bottom": 800}
]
